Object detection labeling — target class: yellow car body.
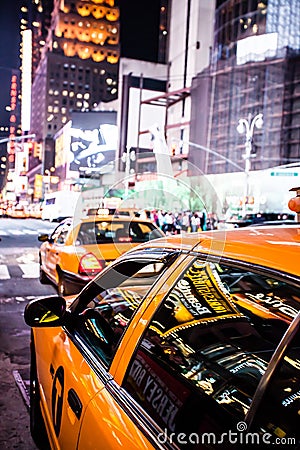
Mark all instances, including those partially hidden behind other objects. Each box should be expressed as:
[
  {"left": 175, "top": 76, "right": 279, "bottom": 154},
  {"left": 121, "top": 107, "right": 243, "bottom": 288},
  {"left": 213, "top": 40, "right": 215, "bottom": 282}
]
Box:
[
  {"left": 25, "top": 225, "right": 300, "bottom": 449},
  {"left": 38, "top": 215, "right": 164, "bottom": 295}
]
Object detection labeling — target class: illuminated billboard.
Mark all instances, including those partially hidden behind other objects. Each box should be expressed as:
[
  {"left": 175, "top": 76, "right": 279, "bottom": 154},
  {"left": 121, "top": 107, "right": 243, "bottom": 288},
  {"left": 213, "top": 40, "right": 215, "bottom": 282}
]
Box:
[
  {"left": 69, "top": 123, "right": 117, "bottom": 174},
  {"left": 67, "top": 111, "right": 117, "bottom": 177}
]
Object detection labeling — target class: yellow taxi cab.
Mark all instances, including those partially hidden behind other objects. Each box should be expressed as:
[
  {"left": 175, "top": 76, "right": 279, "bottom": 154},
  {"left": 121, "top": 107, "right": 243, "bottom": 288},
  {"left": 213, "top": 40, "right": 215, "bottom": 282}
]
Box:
[
  {"left": 38, "top": 213, "right": 164, "bottom": 296},
  {"left": 25, "top": 224, "right": 300, "bottom": 449},
  {"left": 9, "top": 204, "right": 29, "bottom": 218}
]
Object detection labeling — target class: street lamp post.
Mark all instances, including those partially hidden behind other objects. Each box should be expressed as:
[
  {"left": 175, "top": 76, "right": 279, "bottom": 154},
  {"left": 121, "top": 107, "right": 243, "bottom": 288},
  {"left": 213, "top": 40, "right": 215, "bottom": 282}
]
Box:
[
  {"left": 237, "top": 113, "right": 263, "bottom": 217},
  {"left": 121, "top": 149, "right": 136, "bottom": 198}
]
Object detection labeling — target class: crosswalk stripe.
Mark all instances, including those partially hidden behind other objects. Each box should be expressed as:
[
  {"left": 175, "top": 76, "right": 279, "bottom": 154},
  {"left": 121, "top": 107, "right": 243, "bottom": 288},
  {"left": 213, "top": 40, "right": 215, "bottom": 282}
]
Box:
[
  {"left": 0, "top": 229, "right": 51, "bottom": 237},
  {"left": 0, "top": 264, "right": 10, "bottom": 280},
  {"left": 19, "top": 263, "right": 39, "bottom": 278},
  {"left": 0, "top": 264, "right": 40, "bottom": 279},
  {"left": 22, "top": 230, "right": 38, "bottom": 235}
]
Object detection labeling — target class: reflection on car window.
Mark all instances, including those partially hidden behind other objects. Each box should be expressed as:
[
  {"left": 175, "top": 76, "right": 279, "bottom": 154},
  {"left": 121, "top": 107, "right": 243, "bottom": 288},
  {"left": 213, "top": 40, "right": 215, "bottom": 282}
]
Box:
[
  {"left": 50, "top": 221, "right": 71, "bottom": 244},
  {"left": 251, "top": 329, "right": 300, "bottom": 445},
  {"left": 123, "top": 259, "right": 300, "bottom": 446},
  {"left": 72, "top": 260, "right": 167, "bottom": 368},
  {"left": 76, "top": 220, "right": 162, "bottom": 246}
]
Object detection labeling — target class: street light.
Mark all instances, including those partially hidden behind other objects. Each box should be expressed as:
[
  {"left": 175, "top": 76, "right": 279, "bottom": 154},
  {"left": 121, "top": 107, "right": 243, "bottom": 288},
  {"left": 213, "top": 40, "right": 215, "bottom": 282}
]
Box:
[
  {"left": 237, "top": 113, "right": 263, "bottom": 217},
  {"left": 121, "top": 149, "right": 136, "bottom": 198}
]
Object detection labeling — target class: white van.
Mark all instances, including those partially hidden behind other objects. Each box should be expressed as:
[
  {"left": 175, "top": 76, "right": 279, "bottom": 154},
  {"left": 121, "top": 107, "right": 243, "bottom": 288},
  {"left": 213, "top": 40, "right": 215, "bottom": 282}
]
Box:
[{"left": 42, "top": 191, "right": 81, "bottom": 222}]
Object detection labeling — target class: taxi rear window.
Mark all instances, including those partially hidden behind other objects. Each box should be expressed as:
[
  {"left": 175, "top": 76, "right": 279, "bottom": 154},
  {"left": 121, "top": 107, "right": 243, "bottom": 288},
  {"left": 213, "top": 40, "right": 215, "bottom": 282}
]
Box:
[{"left": 77, "top": 220, "right": 161, "bottom": 245}]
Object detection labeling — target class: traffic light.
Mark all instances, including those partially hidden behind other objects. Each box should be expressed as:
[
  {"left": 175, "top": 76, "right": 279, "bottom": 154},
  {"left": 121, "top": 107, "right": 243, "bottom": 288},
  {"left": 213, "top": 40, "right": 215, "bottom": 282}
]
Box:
[
  {"left": 27, "top": 141, "right": 34, "bottom": 155},
  {"left": 34, "top": 143, "right": 43, "bottom": 159}
]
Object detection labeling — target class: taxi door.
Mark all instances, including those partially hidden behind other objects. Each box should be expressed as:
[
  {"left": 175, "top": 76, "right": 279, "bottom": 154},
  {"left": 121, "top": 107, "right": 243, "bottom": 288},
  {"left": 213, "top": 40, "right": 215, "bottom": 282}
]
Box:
[{"left": 35, "top": 326, "right": 108, "bottom": 450}]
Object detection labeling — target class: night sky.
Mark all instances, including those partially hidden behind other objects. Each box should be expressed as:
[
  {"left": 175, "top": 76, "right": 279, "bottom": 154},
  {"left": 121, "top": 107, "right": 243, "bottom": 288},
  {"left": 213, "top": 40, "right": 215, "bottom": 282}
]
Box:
[
  {"left": 0, "top": 1, "right": 22, "bottom": 128},
  {"left": 0, "top": 0, "right": 161, "bottom": 129}
]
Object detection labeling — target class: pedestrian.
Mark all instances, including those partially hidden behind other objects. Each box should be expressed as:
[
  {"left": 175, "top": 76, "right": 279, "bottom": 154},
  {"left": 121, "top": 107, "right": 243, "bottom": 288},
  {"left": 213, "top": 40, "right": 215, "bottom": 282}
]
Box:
[
  {"left": 200, "top": 210, "right": 207, "bottom": 231},
  {"left": 181, "top": 211, "right": 190, "bottom": 231},
  {"left": 190, "top": 212, "right": 200, "bottom": 232}
]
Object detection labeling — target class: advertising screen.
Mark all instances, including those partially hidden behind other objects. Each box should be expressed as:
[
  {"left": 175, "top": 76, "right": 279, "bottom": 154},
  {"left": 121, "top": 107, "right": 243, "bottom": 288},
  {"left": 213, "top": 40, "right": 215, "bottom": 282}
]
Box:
[{"left": 69, "top": 123, "right": 117, "bottom": 174}]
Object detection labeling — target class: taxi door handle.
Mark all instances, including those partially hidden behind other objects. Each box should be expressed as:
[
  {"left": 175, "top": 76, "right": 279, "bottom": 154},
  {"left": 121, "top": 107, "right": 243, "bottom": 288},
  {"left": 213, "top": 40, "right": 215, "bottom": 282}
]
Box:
[{"left": 67, "top": 388, "right": 82, "bottom": 420}]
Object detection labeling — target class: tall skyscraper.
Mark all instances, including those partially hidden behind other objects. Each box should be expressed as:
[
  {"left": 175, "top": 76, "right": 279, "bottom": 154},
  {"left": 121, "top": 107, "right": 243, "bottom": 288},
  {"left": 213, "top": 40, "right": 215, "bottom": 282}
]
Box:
[{"left": 30, "top": 0, "right": 120, "bottom": 160}]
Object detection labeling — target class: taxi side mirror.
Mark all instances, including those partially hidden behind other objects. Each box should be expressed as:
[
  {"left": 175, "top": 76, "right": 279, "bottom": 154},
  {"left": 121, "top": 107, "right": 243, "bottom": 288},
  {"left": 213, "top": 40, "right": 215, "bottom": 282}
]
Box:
[
  {"left": 38, "top": 234, "right": 49, "bottom": 242},
  {"left": 24, "top": 295, "right": 67, "bottom": 328}
]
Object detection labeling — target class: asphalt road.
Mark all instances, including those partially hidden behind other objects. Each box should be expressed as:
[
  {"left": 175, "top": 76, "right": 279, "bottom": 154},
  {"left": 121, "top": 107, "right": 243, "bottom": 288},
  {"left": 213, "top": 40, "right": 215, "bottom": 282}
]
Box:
[{"left": 0, "top": 218, "right": 57, "bottom": 449}]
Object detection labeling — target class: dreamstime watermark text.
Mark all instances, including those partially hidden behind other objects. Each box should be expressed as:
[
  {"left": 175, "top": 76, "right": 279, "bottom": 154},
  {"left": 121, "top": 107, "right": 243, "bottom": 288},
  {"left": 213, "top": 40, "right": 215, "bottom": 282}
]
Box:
[{"left": 157, "top": 422, "right": 296, "bottom": 446}]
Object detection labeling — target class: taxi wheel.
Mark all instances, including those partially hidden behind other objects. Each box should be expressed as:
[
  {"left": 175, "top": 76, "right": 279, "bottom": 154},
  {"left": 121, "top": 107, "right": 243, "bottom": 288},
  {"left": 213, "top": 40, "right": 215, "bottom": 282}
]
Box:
[
  {"left": 39, "top": 267, "right": 49, "bottom": 285},
  {"left": 39, "top": 255, "right": 49, "bottom": 284},
  {"left": 30, "top": 337, "right": 50, "bottom": 449}
]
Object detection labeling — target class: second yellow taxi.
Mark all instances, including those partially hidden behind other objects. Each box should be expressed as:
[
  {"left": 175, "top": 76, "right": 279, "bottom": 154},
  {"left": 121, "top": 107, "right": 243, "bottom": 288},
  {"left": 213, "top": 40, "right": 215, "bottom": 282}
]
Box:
[{"left": 38, "top": 212, "right": 164, "bottom": 295}]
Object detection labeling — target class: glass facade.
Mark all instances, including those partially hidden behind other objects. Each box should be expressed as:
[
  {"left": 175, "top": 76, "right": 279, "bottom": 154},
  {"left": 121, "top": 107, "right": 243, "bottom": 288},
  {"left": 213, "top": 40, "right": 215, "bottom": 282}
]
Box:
[{"left": 189, "top": 0, "right": 300, "bottom": 175}]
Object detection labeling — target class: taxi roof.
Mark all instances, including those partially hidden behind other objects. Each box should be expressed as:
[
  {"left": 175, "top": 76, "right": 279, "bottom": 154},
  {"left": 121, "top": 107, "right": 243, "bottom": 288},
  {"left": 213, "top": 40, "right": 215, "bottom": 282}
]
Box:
[{"left": 134, "top": 225, "right": 300, "bottom": 278}]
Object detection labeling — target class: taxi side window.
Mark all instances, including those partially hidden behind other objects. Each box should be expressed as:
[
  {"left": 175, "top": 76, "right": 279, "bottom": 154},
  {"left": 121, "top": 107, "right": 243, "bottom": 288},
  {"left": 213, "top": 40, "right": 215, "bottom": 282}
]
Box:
[
  {"left": 122, "top": 259, "right": 300, "bottom": 445},
  {"left": 72, "top": 259, "right": 168, "bottom": 368},
  {"left": 250, "top": 328, "right": 300, "bottom": 443},
  {"left": 50, "top": 222, "right": 70, "bottom": 244},
  {"left": 55, "top": 229, "right": 69, "bottom": 244}
]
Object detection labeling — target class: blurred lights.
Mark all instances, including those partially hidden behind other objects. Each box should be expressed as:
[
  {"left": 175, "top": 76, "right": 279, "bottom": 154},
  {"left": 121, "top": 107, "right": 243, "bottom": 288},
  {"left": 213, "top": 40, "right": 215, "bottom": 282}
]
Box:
[{"left": 21, "top": 29, "right": 32, "bottom": 132}]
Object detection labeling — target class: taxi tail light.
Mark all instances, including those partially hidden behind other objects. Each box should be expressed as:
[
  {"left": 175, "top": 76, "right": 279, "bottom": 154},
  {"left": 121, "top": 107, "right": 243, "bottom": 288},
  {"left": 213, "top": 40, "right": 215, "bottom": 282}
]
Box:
[{"left": 78, "top": 253, "right": 105, "bottom": 275}]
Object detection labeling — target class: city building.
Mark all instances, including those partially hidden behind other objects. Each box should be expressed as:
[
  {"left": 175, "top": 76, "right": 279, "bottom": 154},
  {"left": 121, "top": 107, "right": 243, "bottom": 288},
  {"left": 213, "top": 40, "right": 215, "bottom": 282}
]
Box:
[
  {"left": 30, "top": 0, "right": 120, "bottom": 152},
  {"left": 120, "top": 0, "right": 300, "bottom": 215},
  {"left": 190, "top": 0, "right": 300, "bottom": 172},
  {"left": 2, "top": 0, "right": 300, "bottom": 216}
]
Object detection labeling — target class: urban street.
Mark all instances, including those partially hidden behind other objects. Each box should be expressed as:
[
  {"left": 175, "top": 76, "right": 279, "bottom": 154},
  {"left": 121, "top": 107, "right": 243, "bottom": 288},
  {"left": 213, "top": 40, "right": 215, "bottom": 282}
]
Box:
[
  {"left": 0, "top": 0, "right": 299, "bottom": 449},
  {"left": 0, "top": 218, "right": 56, "bottom": 449}
]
